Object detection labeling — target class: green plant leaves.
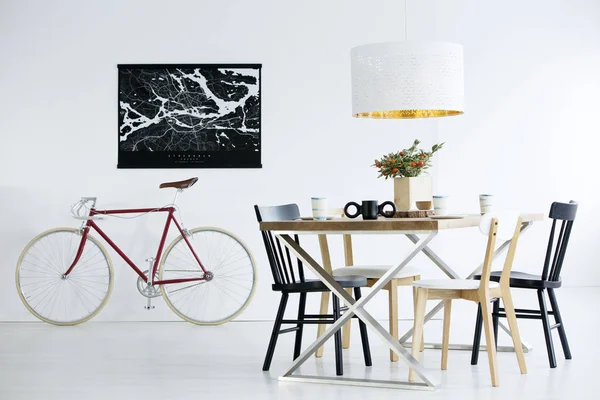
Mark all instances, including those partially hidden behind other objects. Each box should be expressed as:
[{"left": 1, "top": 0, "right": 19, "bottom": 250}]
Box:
[{"left": 372, "top": 139, "right": 444, "bottom": 179}]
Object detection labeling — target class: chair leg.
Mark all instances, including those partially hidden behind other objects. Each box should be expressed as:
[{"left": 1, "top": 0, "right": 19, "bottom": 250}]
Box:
[
  {"left": 538, "top": 289, "right": 557, "bottom": 368},
  {"left": 412, "top": 285, "right": 425, "bottom": 351},
  {"left": 492, "top": 298, "right": 500, "bottom": 348},
  {"left": 316, "top": 291, "right": 330, "bottom": 358},
  {"left": 441, "top": 300, "right": 452, "bottom": 370},
  {"left": 547, "top": 288, "right": 572, "bottom": 360},
  {"left": 354, "top": 287, "right": 372, "bottom": 367},
  {"left": 502, "top": 291, "right": 527, "bottom": 374},
  {"left": 480, "top": 296, "right": 499, "bottom": 387},
  {"left": 471, "top": 303, "right": 483, "bottom": 365},
  {"left": 409, "top": 287, "right": 428, "bottom": 382},
  {"left": 263, "top": 293, "right": 289, "bottom": 371},
  {"left": 293, "top": 292, "right": 307, "bottom": 360},
  {"left": 342, "top": 288, "right": 353, "bottom": 349},
  {"left": 388, "top": 280, "right": 399, "bottom": 362},
  {"left": 332, "top": 295, "right": 343, "bottom": 376}
]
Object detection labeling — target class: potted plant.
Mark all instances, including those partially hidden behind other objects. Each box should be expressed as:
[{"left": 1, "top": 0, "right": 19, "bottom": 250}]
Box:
[{"left": 373, "top": 139, "right": 444, "bottom": 210}]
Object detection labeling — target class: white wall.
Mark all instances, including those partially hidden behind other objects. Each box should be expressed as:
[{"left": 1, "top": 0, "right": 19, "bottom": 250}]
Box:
[
  {"left": 431, "top": 0, "right": 600, "bottom": 285},
  {"left": 0, "top": 0, "right": 598, "bottom": 323}
]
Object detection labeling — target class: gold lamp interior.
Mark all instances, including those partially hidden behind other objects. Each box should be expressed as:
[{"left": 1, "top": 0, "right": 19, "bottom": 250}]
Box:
[{"left": 353, "top": 109, "right": 464, "bottom": 119}]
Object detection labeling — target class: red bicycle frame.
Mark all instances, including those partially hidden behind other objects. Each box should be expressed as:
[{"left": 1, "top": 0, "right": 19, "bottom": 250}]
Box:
[{"left": 63, "top": 206, "right": 207, "bottom": 285}]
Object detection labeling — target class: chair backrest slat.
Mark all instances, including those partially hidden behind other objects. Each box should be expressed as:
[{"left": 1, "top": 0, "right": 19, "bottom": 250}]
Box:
[
  {"left": 477, "top": 213, "right": 522, "bottom": 291},
  {"left": 275, "top": 237, "right": 291, "bottom": 284},
  {"left": 542, "top": 201, "right": 578, "bottom": 283},
  {"left": 255, "top": 204, "right": 305, "bottom": 287},
  {"left": 499, "top": 216, "right": 523, "bottom": 288},
  {"left": 541, "top": 220, "right": 557, "bottom": 281},
  {"left": 547, "top": 221, "right": 566, "bottom": 280},
  {"left": 550, "top": 220, "right": 575, "bottom": 281},
  {"left": 478, "top": 218, "right": 499, "bottom": 289},
  {"left": 285, "top": 246, "right": 296, "bottom": 283},
  {"left": 295, "top": 234, "right": 305, "bottom": 281},
  {"left": 264, "top": 231, "right": 284, "bottom": 284}
]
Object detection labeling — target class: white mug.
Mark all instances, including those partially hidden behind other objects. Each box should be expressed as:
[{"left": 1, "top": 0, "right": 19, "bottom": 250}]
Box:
[
  {"left": 433, "top": 195, "right": 449, "bottom": 216},
  {"left": 311, "top": 197, "right": 328, "bottom": 220},
  {"left": 479, "top": 194, "right": 494, "bottom": 214}
]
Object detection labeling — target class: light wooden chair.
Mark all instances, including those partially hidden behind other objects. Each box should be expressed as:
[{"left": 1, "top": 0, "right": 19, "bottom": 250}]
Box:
[
  {"left": 409, "top": 213, "right": 527, "bottom": 387},
  {"left": 471, "top": 201, "right": 577, "bottom": 369}
]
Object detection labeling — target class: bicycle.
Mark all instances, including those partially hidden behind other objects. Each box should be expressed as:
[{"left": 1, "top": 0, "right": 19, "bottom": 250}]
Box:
[{"left": 15, "top": 177, "right": 257, "bottom": 326}]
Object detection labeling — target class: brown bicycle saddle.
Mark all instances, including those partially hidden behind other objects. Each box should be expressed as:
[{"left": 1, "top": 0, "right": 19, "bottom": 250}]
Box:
[{"left": 159, "top": 177, "right": 198, "bottom": 189}]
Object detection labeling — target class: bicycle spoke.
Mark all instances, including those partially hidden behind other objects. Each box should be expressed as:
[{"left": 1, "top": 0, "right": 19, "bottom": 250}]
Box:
[
  {"left": 166, "top": 251, "right": 201, "bottom": 270},
  {"left": 20, "top": 277, "right": 57, "bottom": 286},
  {"left": 170, "top": 282, "right": 201, "bottom": 310},
  {"left": 69, "top": 281, "right": 94, "bottom": 316},
  {"left": 213, "top": 243, "right": 243, "bottom": 268},
  {"left": 30, "top": 280, "right": 63, "bottom": 310},
  {"left": 220, "top": 278, "right": 253, "bottom": 297},
  {"left": 218, "top": 271, "right": 255, "bottom": 278},
  {"left": 40, "top": 236, "right": 65, "bottom": 275},
  {"left": 212, "top": 256, "right": 251, "bottom": 273},
  {"left": 20, "top": 264, "right": 60, "bottom": 276},
  {"left": 212, "top": 280, "right": 245, "bottom": 305},
  {"left": 27, "top": 248, "right": 62, "bottom": 276},
  {"left": 68, "top": 279, "right": 105, "bottom": 302},
  {"left": 162, "top": 269, "right": 204, "bottom": 274},
  {"left": 25, "top": 278, "right": 62, "bottom": 299},
  {"left": 166, "top": 282, "right": 205, "bottom": 294},
  {"left": 214, "top": 263, "right": 254, "bottom": 276}
]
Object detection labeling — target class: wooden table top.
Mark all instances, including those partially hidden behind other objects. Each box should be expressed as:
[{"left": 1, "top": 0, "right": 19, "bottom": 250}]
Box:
[{"left": 260, "top": 213, "right": 544, "bottom": 233}]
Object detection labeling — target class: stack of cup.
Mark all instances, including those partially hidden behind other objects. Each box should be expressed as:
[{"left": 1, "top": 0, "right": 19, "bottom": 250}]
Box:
[
  {"left": 479, "top": 194, "right": 493, "bottom": 214},
  {"left": 311, "top": 197, "right": 328, "bottom": 220},
  {"left": 433, "top": 195, "right": 449, "bottom": 216}
]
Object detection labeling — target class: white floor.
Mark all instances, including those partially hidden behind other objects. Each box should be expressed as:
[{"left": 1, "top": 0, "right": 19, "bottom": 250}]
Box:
[{"left": 1, "top": 288, "right": 598, "bottom": 400}]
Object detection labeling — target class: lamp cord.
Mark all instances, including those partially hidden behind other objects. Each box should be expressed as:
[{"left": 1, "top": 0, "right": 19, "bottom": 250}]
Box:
[{"left": 404, "top": 0, "right": 408, "bottom": 40}]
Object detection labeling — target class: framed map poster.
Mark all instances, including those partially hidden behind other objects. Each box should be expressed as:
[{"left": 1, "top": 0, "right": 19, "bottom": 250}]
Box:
[{"left": 117, "top": 64, "right": 261, "bottom": 168}]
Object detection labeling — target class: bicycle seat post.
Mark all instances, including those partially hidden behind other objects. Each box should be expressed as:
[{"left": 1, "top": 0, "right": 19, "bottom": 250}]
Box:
[
  {"left": 172, "top": 188, "right": 183, "bottom": 205},
  {"left": 144, "top": 257, "right": 156, "bottom": 310}
]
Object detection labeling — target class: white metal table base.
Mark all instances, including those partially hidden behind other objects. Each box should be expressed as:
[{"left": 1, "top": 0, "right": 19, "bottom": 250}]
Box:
[
  {"left": 277, "top": 233, "right": 440, "bottom": 390},
  {"left": 398, "top": 221, "right": 534, "bottom": 353}
]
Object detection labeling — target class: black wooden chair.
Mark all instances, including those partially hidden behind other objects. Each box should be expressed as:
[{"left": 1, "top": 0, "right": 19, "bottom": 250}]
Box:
[
  {"left": 470, "top": 201, "right": 577, "bottom": 368},
  {"left": 255, "top": 204, "right": 372, "bottom": 375}
]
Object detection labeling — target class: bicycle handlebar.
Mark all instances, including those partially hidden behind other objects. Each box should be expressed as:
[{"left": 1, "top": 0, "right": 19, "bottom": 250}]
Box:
[{"left": 71, "top": 197, "right": 104, "bottom": 220}]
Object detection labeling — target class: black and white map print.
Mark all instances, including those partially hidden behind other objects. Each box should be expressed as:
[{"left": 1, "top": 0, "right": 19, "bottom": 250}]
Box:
[{"left": 118, "top": 64, "right": 261, "bottom": 168}]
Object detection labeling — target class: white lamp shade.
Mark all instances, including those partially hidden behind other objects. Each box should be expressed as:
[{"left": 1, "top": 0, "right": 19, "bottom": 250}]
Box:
[{"left": 351, "top": 41, "right": 464, "bottom": 119}]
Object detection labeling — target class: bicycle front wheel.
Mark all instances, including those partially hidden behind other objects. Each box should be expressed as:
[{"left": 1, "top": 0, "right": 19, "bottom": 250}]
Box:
[
  {"left": 16, "top": 228, "right": 114, "bottom": 326},
  {"left": 159, "top": 227, "right": 256, "bottom": 325}
]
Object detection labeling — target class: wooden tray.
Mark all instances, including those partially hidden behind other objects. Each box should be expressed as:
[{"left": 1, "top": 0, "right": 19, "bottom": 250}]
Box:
[{"left": 393, "top": 210, "right": 434, "bottom": 218}]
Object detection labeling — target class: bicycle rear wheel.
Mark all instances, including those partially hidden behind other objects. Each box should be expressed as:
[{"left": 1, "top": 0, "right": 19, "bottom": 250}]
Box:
[
  {"left": 159, "top": 227, "right": 256, "bottom": 325},
  {"left": 16, "top": 228, "right": 113, "bottom": 326}
]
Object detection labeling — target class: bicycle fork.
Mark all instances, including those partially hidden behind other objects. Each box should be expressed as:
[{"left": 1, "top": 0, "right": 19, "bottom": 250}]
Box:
[{"left": 63, "top": 225, "right": 90, "bottom": 277}]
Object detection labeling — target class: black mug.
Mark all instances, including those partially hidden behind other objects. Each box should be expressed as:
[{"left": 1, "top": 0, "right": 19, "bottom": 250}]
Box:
[{"left": 344, "top": 200, "right": 396, "bottom": 220}]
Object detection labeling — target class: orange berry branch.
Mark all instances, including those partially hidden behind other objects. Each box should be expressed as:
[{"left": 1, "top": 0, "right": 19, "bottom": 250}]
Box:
[{"left": 372, "top": 139, "right": 444, "bottom": 179}]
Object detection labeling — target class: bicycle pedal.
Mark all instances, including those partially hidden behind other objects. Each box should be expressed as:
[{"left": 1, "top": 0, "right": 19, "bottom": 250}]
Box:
[{"left": 145, "top": 297, "right": 155, "bottom": 310}]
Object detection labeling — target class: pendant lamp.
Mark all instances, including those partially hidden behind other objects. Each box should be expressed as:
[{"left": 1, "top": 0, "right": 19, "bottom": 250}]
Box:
[{"left": 351, "top": 3, "right": 464, "bottom": 119}]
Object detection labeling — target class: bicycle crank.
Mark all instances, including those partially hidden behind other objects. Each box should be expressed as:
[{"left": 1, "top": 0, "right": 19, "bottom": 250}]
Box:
[{"left": 137, "top": 270, "right": 161, "bottom": 299}]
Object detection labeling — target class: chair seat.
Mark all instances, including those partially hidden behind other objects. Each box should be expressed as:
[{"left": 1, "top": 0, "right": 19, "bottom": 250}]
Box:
[
  {"left": 332, "top": 265, "right": 420, "bottom": 279},
  {"left": 473, "top": 271, "right": 562, "bottom": 289},
  {"left": 412, "top": 279, "right": 499, "bottom": 290},
  {"left": 272, "top": 275, "right": 368, "bottom": 293}
]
